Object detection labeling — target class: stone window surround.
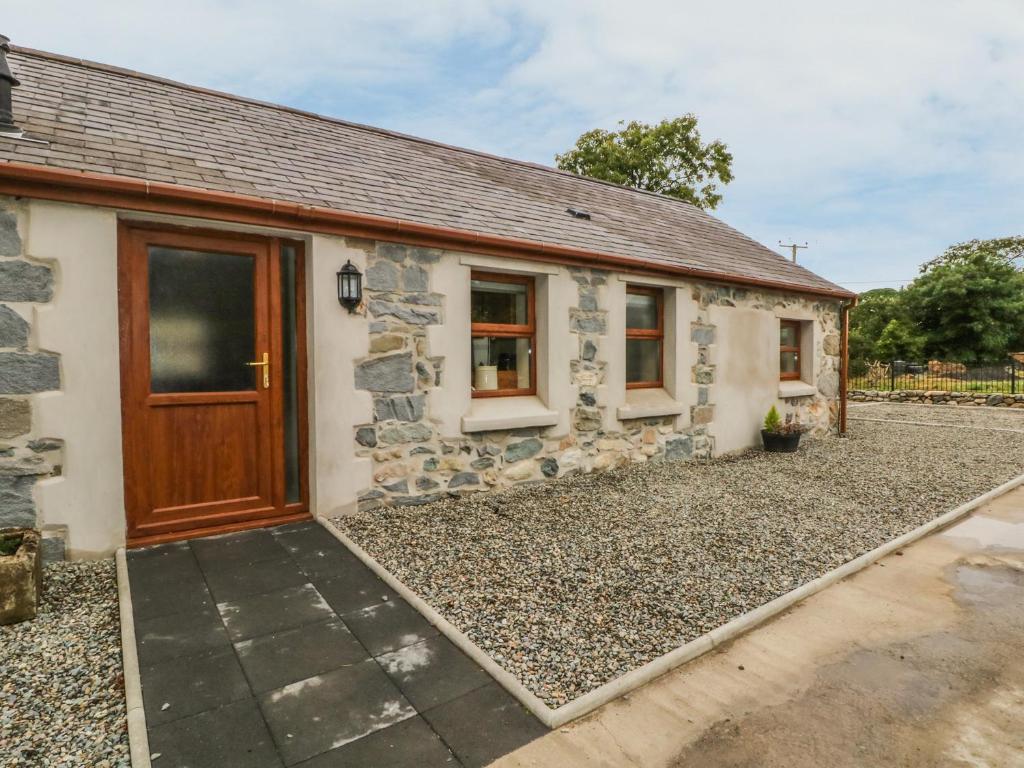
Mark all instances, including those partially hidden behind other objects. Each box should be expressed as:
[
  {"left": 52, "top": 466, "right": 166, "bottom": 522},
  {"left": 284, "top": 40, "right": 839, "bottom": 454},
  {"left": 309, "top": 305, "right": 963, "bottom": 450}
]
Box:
[
  {"left": 775, "top": 308, "right": 818, "bottom": 399},
  {"left": 427, "top": 253, "right": 570, "bottom": 436},
  {"left": 606, "top": 274, "right": 696, "bottom": 426}
]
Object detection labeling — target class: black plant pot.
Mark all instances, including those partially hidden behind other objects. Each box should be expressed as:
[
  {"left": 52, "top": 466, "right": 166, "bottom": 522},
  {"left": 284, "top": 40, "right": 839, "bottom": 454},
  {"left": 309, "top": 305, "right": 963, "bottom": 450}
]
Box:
[{"left": 761, "top": 429, "right": 801, "bottom": 453}]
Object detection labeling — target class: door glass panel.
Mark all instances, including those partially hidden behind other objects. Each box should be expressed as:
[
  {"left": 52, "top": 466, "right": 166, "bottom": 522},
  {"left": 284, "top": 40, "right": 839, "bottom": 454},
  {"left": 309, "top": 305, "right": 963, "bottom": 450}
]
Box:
[
  {"left": 148, "top": 246, "right": 255, "bottom": 393},
  {"left": 281, "top": 245, "right": 301, "bottom": 504},
  {"left": 627, "top": 338, "right": 662, "bottom": 383},
  {"left": 626, "top": 292, "right": 659, "bottom": 330},
  {"left": 471, "top": 279, "right": 529, "bottom": 325}
]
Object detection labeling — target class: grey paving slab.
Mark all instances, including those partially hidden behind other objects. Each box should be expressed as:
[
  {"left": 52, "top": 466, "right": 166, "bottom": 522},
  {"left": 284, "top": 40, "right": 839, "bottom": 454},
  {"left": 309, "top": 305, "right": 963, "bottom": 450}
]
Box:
[
  {"left": 271, "top": 521, "right": 347, "bottom": 556},
  {"left": 190, "top": 528, "right": 289, "bottom": 572},
  {"left": 377, "top": 634, "right": 493, "bottom": 712},
  {"left": 129, "top": 522, "right": 545, "bottom": 768},
  {"left": 147, "top": 698, "right": 283, "bottom": 768},
  {"left": 294, "top": 715, "right": 460, "bottom": 767},
  {"left": 258, "top": 660, "right": 416, "bottom": 766},
  {"left": 313, "top": 565, "right": 399, "bottom": 615},
  {"left": 234, "top": 617, "right": 370, "bottom": 694},
  {"left": 141, "top": 648, "right": 251, "bottom": 726},
  {"left": 203, "top": 554, "right": 310, "bottom": 603},
  {"left": 421, "top": 683, "right": 549, "bottom": 768},
  {"left": 134, "top": 605, "right": 232, "bottom": 666},
  {"left": 217, "top": 583, "right": 334, "bottom": 642},
  {"left": 342, "top": 598, "right": 439, "bottom": 656}
]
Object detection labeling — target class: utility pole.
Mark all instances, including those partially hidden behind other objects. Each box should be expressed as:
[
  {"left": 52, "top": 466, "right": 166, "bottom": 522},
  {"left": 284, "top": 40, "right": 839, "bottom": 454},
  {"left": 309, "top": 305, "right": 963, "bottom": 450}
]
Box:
[{"left": 778, "top": 241, "right": 808, "bottom": 263}]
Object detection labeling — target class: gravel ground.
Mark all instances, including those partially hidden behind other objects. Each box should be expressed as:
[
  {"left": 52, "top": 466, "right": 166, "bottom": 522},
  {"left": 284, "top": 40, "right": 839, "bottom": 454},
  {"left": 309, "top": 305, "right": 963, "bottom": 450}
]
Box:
[
  {"left": 850, "top": 401, "right": 1024, "bottom": 430},
  {"left": 336, "top": 417, "right": 1024, "bottom": 707},
  {"left": 0, "top": 560, "right": 129, "bottom": 767}
]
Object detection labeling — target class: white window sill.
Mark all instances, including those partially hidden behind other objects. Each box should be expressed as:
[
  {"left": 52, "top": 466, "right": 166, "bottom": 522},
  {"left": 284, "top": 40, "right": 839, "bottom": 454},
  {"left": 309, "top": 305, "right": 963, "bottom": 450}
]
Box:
[
  {"left": 778, "top": 381, "right": 817, "bottom": 398},
  {"left": 616, "top": 388, "right": 686, "bottom": 420},
  {"left": 461, "top": 395, "right": 560, "bottom": 433}
]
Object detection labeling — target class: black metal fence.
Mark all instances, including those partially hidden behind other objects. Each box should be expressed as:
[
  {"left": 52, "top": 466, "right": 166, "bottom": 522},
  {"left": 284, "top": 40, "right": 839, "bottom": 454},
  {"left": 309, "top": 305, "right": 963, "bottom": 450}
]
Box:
[{"left": 849, "top": 359, "right": 1023, "bottom": 394}]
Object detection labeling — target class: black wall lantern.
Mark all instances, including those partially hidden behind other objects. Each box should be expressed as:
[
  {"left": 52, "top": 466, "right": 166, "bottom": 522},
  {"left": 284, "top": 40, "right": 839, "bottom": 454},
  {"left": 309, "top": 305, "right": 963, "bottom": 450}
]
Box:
[{"left": 337, "top": 260, "right": 362, "bottom": 313}]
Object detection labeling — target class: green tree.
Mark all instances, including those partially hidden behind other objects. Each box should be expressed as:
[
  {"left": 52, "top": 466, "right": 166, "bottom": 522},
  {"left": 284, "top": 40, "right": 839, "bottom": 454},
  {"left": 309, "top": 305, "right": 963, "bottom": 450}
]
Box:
[
  {"left": 555, "top": 116, "right": 733, "bottom": 210},
  {"left": 848, "top": 288, "right": 911, "bottom": 360},
  {"left": 903, "top": 248, "right": 1024, "bottom": 361},
  {"left": 921, "top": 236, "right": 1024, "bottom": 272},
  {"left": 874, "top": 318, "right": 925, "bottom": 360}
]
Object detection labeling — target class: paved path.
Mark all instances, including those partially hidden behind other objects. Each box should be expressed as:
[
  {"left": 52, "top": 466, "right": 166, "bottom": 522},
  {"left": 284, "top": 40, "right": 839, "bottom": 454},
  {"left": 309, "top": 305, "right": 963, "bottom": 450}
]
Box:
[
  {"left": 126, "top": 522, "right": 546, "bottom": 767},
  {"left": 492, "top": 484, "right": 1024, "bottom": 768}
]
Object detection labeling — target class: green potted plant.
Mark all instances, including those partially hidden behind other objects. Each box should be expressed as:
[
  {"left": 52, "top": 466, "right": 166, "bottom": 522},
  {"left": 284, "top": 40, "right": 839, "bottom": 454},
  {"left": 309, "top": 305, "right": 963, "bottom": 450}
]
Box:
[{"left": 761, "top": 406, "right": 804, "bottom": 453}]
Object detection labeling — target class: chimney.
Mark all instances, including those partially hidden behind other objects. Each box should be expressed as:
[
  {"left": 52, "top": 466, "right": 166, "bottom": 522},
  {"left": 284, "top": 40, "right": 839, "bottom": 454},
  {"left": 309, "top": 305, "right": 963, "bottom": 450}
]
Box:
[{"left": 0, "top": 34, "right": 21, "bottom": 136}]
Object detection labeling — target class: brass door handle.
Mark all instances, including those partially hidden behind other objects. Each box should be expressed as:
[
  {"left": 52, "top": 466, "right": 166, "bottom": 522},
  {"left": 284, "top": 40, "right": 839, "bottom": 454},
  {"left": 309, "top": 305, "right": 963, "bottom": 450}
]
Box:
[{"left": 246, "top": 352, "right": 270, "bottom": 389}]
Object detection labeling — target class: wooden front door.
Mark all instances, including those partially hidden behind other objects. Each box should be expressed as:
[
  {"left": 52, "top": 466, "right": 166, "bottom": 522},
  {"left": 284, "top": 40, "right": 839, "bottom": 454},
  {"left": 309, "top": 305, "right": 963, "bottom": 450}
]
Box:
[{"left": 119, "top": 223, "right": 309, "bottom": 546}]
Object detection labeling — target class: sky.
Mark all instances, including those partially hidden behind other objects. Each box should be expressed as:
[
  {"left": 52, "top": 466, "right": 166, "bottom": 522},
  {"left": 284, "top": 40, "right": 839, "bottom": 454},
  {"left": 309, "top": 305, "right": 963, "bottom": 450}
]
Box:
[{"left": 6, "top": 1, "right": 1024, "bottom": 292}]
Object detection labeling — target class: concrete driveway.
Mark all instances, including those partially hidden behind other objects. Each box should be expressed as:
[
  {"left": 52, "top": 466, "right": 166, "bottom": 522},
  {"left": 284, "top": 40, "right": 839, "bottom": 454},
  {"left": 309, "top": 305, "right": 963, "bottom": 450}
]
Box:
[{"left": 493, "top": 482, "right": 1024, "bottom": 768}]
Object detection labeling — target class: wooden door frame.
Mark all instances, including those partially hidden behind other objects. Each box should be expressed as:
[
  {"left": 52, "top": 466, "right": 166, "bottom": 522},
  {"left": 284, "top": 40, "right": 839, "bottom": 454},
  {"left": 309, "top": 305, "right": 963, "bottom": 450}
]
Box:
[{"left": 118, "top": 220, "right": 311, "bottom": 546}]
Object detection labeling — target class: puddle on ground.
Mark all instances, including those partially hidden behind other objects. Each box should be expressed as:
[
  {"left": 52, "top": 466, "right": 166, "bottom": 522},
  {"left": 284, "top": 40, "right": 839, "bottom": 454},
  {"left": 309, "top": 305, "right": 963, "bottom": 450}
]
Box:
[{"left": 940, "top": 515, "right": 1024, "bottom": 551}]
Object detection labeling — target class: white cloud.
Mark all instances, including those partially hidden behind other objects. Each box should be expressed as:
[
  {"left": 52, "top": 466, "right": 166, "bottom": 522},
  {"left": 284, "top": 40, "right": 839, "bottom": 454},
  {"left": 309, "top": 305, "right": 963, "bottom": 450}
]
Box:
[{"left": 6, "top": 1, "right": 1024, "bottom": 290}]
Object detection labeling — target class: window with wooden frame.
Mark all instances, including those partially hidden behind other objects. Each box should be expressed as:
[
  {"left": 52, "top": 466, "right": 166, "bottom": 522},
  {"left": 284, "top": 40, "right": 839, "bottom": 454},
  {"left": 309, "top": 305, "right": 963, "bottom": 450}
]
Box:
[
  {"left": 780, "top": 320, "right": 802, "bottom": 380},
  {"left": 625, "top": 285, "right": 664, "bottom": 389},
  {"left": 470, "top": 271, "right": 536, "bottom": 397}
]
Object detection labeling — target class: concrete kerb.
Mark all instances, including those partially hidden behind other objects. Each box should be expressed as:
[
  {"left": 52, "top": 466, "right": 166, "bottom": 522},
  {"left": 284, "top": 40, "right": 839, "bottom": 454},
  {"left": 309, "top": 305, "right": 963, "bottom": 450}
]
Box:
[
  {"left": 115, "top": 548, "right": 151, "bottom": 768},
  {"left": 320, "top": 469, "right": 1024, "bottom": 729}
]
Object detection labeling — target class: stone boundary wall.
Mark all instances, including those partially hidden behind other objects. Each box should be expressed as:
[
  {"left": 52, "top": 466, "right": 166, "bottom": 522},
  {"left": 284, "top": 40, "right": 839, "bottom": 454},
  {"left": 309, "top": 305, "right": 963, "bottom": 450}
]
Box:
[
  {"left": 0, "top": 199, "right": 65, "bottom": 561},
  {"left": 849, "top": 389, "right": 1024, "bottom": 408}
]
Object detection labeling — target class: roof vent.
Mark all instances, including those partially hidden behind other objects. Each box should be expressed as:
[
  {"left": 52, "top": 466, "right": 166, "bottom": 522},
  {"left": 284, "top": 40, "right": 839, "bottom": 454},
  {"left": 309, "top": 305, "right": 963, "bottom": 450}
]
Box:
[
  {"left": 0, "top": 34, "right": 21, "bottom": 138},
  {"left": 566, "top": 206, "right": 591, "bottom": 221}
]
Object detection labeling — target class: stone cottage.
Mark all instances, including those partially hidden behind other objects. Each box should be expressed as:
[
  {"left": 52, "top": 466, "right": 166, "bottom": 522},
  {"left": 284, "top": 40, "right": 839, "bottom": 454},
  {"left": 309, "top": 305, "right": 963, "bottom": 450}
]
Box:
[{"left": 0, "top": 40, "right": 855, "bottom": 558}]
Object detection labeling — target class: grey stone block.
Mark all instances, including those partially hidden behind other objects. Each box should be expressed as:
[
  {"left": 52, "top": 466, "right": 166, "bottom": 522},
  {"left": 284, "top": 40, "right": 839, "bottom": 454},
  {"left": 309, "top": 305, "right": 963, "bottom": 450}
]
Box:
[
  {"left": 0, "top": 210, "right": 21, "bottom": 257},
  {"left": 40, "top": 535, "right": 66, "bottom": 564},
  {"left": 581, "top": 339, "right": 597, "bottom": 362},
  {"left": 355, "top": 427, "right": 377, "bottom": 448},
  {"left": 470, "top": 457, "right": 493, "bottom": 470},
  {"left": 354, "top": 352, "right": 414, "bottom": 393},
  {"left": 578, "top": 293, "right": 598, "bottom": 311},
  {"left": 365, "top": 260, "right": 399, "bottom": 291},
  {"left": 409, "top": 247, "right": 442, "bottom": 264},
  {"left": 0, "top": 353, "right": 60, "bottom": 394},
  {"left": 691, "top": 325, "right": 715, "bottom": 345},
  {"left": 0, "top": 306, "right": 29, "bottom": 349},
  {"left": 0, "top": 398, "right": 29, "bottom": 439},
  {"left": 0, "top": 475, "right": 36, "bottom": 527},
  {"left": 570, "top": 309, "right": 607, "bottom": 335},
  {"left": 448, "top": 472, "right": 479, "bottom": 489},
  {"left": 817, "top": 371, "right": 839, "bottom": 399},
  {"left": 504, "top": 438, "right": 542, "bottom": 463},
  {"left": 377, "top": 243, "right": 409, "bottom": 263},
  {"left": 374, "top": 394, "right": 426, "bottom": 423},
  {"left": 27, "top": 437, "right": 61, "bottom": 453},
  {"left": 378, "top": 421, "right": 432, "bottom": 444},
  {"left": 665, "top": 436, "right": 694, "bottom": 460},
  {"left": 402, "top": 265, "right": 428, "bottom": 292},
  {"left": 0, "top": 261, "right": 53, "bottom": 303},
  {"left": 540, "top": 457, "right": 559, "bottom": 478},
  {"left": 415, "top": 476, "right": 439, "bottom": 491},
  {"left": 368, "top": 300, "right": 440, "bottom": 326}
]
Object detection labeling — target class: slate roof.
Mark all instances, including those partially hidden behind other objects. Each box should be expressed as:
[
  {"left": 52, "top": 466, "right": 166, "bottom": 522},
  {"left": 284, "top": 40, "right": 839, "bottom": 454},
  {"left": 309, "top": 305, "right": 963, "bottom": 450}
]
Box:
[{"left": 0, "top": 47, "right": 850, "bottom": 297}]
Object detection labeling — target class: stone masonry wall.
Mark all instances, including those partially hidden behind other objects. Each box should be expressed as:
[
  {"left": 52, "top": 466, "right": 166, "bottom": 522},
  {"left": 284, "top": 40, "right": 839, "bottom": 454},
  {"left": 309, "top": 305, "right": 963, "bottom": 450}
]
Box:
[
  {"left": 350, "top": 242, "right": 840, "bottom": 511},
  {"left": 0, "top": 198, "right": 64, "bottom": 561},
  {"left": 850, "top": 390, "right": 1024, "bottom": 408}
]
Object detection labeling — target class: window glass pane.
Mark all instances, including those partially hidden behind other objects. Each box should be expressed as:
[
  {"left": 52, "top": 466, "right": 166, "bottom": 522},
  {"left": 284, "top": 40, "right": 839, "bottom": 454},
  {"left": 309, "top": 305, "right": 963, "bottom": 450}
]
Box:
[
  {"left": 780, "top": 323, "right": 799, "bottom": 348},
  {"left": 471, "top": 279, "right": 528, "bottom": 325},
  {"left": 471, "top": 336, "right": 532, "bottom": 392},
  {"left": 280, "top": 245, "right": 301, "bottom": 504},
  {"left": 626, "top": 339, "right": 661, "bottom": 383},
  {"left": 626, "top": 292, "right": 659, "bottom": 330},
  {"left": 781, "top": 350, "right": 800, "bottom": 375},
  {"left": 148, "top": 247, "right": 255, "bottom": 393}
]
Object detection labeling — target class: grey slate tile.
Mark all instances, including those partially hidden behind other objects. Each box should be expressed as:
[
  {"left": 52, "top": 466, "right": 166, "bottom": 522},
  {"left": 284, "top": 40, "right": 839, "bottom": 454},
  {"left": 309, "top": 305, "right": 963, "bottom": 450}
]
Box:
[
  {"left": 140, "top": 649, "right": 251, "bottom": 726},
  {"left": 217, "top": 583, "right": 334, "bottom": 642},
  {"left": 258, "top": 660, "right": 416, "bottom": 766},
  {"left": 342, "top": 598, "right": 439, "bottom": 656},
  {"left": 293, "top": 715, "right": 458, "bottom": 768},
  {"left": 203, "top": 554, "right": 310, "bottom": 603},
  {"left": 190, "top": 528, "right": 289, "bottom": 572},
  {"left": 135, "top": 606, "right": 231, "bottom": 666},
  {"left": 421, "top": 683, "right": 547, "bottom": 768},
  {"left": 313, "top": 566, "right": 398, "bottom": 616},
  {"left": 147, "top": 698, "right": 283, "bottom": 768},
  {"left": 377, "top": 635, "right": 492, "bottom": 712},
  {"left": 234, "top": 618, "right": 370, "bottom": 694}
]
